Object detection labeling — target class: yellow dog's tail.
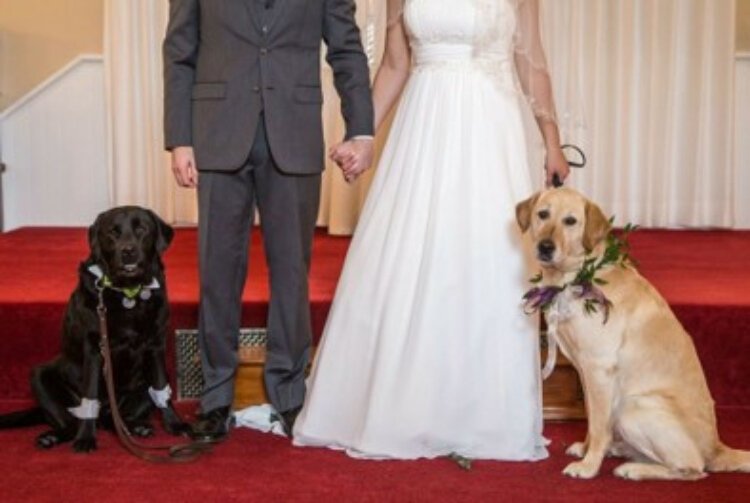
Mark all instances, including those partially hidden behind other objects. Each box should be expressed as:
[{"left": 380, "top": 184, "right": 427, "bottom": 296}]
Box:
[{"left": 708, "top": 444, "right": 750, "bottom": 473}]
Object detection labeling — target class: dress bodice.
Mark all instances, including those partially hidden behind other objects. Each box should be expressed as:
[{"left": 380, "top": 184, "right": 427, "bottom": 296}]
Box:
[{"left": 404, "top": 0, "right": 518, "bottom": 67}]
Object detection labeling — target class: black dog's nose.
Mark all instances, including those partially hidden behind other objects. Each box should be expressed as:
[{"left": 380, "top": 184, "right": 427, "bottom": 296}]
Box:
[
  {"left": 121, "top": 244, "right": 137, "bottom": 261},
  {"left": 537, "top": 239, "right": 555, "bottom": 259}
]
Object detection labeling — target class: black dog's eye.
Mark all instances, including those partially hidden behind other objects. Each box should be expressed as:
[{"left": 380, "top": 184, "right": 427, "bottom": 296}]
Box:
[
  {"left": 108, "top": 226, "right": 122, "bottom": 238},
  {"left": 134, "top": 224, "right": 147, "bottom": 237},
  {"left": 537, "top": 210, "right": 550, "bottom": 220},
  {"left": 563, "top": 216, "right": 578, "bottom": 226}
]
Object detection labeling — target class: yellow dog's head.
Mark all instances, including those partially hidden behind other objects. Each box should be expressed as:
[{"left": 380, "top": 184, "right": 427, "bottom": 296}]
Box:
[{"left": 516, "top": 188, "right": 610, "bottom": 273}]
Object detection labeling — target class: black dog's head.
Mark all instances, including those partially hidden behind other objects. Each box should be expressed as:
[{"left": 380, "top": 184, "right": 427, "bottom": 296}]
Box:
[{"left": 88, "top": 207, "right": 174, "bottom": 288}]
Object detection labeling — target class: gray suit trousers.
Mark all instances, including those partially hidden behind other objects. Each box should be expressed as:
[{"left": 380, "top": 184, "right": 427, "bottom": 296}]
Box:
[{"left": 197, "top": 116, "right": 320, "bottom": 413}]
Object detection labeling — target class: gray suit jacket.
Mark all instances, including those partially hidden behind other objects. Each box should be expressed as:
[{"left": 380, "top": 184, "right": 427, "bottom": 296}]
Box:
[{"left": 163, "top": 0, "right": 374, "bottom": 174}]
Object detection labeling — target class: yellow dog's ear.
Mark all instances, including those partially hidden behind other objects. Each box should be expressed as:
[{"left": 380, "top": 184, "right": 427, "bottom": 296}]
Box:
[
  {"left": 516, "top": 193, "right": 540, "bottom": 232},
  {"left": 583, "top": 201, "right": 611, "bottom": 252}
]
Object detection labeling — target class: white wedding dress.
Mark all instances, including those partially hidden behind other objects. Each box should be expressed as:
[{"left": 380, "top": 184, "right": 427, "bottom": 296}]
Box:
[{"left": 293, "top": 0, "right": 548, "bottom": 460}]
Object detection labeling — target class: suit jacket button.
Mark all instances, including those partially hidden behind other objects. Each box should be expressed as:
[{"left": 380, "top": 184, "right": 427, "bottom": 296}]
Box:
[
  {"left": 260, "top": 48, "right": 268, "bottom": 55},
  {"left": 252, "top": 86, "right": 260, "bottom": 93}
]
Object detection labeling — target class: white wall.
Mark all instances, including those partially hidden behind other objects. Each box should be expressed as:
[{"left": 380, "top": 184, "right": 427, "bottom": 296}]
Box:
[
  {"left": 737, "top": 53, "right": 750, "bottom": 229},
  {"left": 0, "top": 56, "right": 109, "bottom": 230},
  {"left": 0, "top": 0, "right": 104, "bottom": 111}
]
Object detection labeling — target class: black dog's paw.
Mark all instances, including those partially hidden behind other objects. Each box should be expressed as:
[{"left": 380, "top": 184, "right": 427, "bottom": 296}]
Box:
[
  {"left": 163, "top": 420, "right": 191, "bottom": 436},
  {"left": 36, "top": 430, "right": 63, "bottom": 450},
  {"left": 161, "top": 406, "right": 191, "bottom": 436},
  {"left": 129, "top": 423, "right": 154, "bottom": 438},
  {"left": 73, "top": 437, "right": 97, "bottom": 453}
]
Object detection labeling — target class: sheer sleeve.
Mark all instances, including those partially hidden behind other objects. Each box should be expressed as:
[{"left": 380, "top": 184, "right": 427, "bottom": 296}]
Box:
[{"left": 513, "top": 0, "right": 558, "bottom": 124}]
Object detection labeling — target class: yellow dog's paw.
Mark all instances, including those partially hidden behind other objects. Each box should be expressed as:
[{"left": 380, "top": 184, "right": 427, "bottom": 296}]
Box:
[
  {"left": 566, "top": 442, "right": 587, "bottom": 458},
  {"left": 614, "top": 463, "right": 647, "bottom": 480},
  {"left": 563, "top": 461, "right": 600, "bottom": 479},
  {"left": 614, "top": 462, "right": 707, "bottom": 481}
]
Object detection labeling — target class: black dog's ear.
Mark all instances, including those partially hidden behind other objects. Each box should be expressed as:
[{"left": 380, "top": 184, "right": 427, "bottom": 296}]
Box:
[
  {"left": 516, "top": 192, "right": 540, "bottom": 233},
  {"left": 148, "top": 210, "right": 174, "bottom": 254},
  {"left": 88, "top": 213, "right": 103, "bottom": 261}
]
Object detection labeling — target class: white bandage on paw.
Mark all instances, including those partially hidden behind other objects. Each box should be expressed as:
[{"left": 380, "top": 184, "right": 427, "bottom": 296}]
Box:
[
  {"left": 68, "top": 398, "right": 101, "bottom": 419},
  {"left": 148, "top": 384, "right": 172, "bottom": 409}
]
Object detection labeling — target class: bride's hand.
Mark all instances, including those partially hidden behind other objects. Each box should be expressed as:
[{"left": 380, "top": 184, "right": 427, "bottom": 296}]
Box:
[{"left": 545, "top": 146, "right": 571, "bottom": 187}]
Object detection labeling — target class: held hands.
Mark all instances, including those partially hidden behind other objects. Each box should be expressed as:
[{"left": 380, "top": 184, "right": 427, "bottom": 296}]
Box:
[
  {"left": 330, "top": 138, "right": 375, "bottom": 183},
  {"left": 171, "top": 146, "right": 199, "bottom": 188},
  {"left": 545, "top": 145, "right": 571, "bottom": 188},
  {"left": 173, "top": 140, "right": 565, "bottom": 188}
]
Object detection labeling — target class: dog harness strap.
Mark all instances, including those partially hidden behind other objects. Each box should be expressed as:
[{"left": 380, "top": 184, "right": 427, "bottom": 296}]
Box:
[
  {"left": 148, "top": 385, "right": 172, "bottom": 409},
  {"left": 68, "top": 398, "right": 101, "bottom": 420}
]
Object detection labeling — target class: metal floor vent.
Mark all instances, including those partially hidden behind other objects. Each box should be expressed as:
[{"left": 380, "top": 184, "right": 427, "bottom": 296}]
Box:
[{"left": 175, "top": 328, "right": 268, "bottom": 400}]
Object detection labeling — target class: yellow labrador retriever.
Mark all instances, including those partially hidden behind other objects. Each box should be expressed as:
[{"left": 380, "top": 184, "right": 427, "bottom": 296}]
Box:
[{"left": 516, "top": 187, "right": 750, "bottom": 481}]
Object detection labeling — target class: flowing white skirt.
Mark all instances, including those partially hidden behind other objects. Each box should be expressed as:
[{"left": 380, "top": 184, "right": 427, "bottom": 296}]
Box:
[{"left": 293, "top": 65, "right": 548, "bottom": 460}]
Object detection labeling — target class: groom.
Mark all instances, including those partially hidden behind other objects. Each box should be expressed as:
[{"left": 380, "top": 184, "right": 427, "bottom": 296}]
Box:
[{"left": 163, "top": 0, "right": 374, "bottom": 442}]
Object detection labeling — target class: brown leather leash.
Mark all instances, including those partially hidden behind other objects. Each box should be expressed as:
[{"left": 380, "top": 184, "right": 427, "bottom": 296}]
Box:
[{"left": 96, "top": 287, "right": 211, "bottom": 463}]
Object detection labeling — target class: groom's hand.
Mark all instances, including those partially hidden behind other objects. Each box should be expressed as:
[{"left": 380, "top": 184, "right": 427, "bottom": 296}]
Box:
[
  {"left": 171, "top": 146, "right": 199, "bottom": 188},
  {"left": 330, "top": 138, "right": 374, "bottom": 183}
]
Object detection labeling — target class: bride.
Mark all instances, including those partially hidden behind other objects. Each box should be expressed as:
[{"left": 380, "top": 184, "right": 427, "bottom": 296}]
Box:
[{"left": 293, "top": 0, "right": 570, "bottom": 460}]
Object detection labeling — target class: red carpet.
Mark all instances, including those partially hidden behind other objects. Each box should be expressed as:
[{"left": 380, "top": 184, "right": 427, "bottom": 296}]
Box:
[
  {"left": 1, "top": 227, "right": 750, "bottom": 501},
  {"left": 0, "top": 401, "right": 748, "bottom": 502}
]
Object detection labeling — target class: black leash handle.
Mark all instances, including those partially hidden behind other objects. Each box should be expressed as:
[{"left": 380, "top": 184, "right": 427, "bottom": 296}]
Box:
[{"left": 551, "top": 144, "right": 587, "bottom": 188}]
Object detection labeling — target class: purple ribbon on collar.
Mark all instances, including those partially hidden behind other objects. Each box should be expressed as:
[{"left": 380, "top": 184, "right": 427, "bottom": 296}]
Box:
[
  {"left": 522, "top": 285, "right": 565, "bottom": 314},
  {"left": 522, "top": 282, "right": 613, "bottom": 324}
]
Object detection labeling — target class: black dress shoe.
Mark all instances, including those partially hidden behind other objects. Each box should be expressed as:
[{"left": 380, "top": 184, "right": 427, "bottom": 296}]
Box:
[
  {"left": 189, "top": 406, "right": 234, "bottom": 443},
  {"left": 278, "top": 406, "right": 301, "bottom": 438}
]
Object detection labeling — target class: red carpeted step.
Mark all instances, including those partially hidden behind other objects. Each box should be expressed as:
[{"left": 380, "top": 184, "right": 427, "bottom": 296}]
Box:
[
  {"left": 1, "top": 228, "right": 749, "bottom": 406},
  {"left": 0, "top": 228, "right": 346, "bottom": 400}
]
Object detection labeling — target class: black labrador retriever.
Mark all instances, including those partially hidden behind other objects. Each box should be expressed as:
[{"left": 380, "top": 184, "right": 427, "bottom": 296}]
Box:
[{"left": 0, "top": 206, "right": 188, "bottom": 452}]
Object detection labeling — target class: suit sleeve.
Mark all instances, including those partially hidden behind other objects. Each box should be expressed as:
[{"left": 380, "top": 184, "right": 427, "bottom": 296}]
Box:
[
  {"left": 163, "top": 0, "right": 200, "bottom": 150},
  {"left": 323, "top": 0, "right": 375, "bottom": 139}
]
